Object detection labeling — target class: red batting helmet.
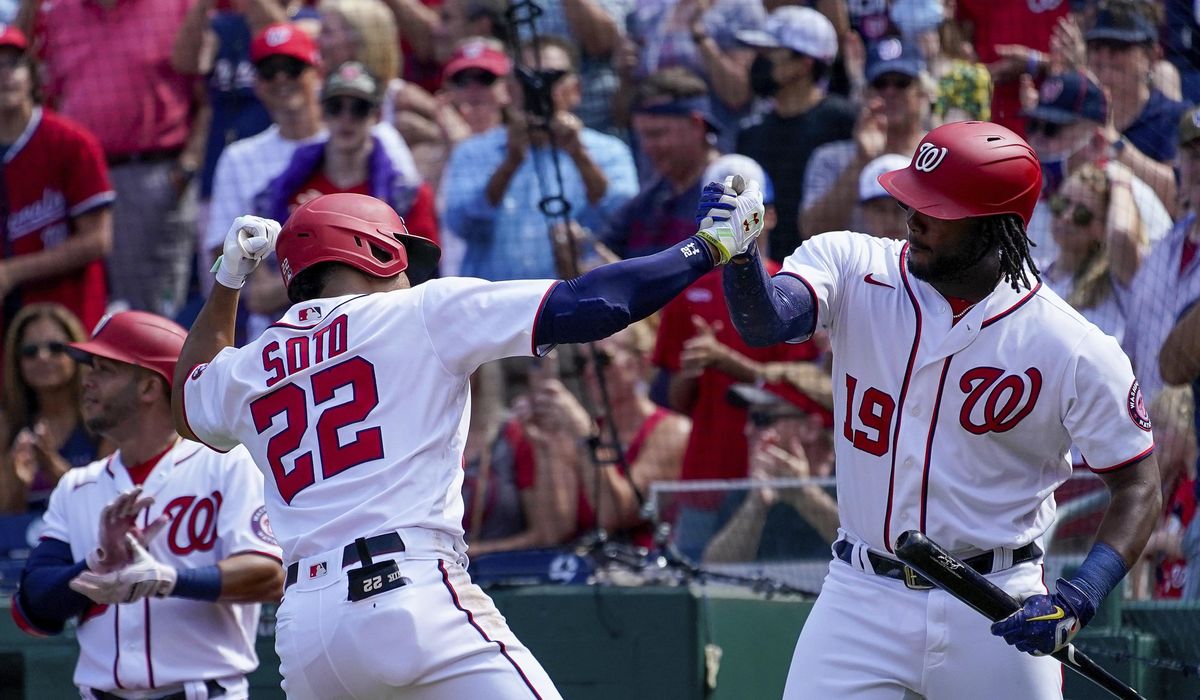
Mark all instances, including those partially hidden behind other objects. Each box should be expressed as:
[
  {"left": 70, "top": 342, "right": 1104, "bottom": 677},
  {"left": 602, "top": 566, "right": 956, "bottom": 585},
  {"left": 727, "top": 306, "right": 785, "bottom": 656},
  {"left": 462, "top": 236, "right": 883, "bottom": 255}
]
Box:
[
  {"left": 878, "top": 121, "right": 1042, "bottom": 227},
  {"left": 67, "top": 311, "right": 187, "bottom": 387},
  {"left": 275, "top": 193, "right": 441, "bottom": 292}
]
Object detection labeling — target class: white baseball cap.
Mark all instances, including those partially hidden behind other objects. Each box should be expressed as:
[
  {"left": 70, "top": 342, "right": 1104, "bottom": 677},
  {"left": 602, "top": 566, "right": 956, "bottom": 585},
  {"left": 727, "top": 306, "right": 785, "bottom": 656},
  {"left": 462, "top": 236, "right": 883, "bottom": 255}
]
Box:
[
  {"left": 859, "top": 153, "right": 912, "bottom": 203},
  {"left": 735, "top": 6, "right": 838, "bottom": 64}
]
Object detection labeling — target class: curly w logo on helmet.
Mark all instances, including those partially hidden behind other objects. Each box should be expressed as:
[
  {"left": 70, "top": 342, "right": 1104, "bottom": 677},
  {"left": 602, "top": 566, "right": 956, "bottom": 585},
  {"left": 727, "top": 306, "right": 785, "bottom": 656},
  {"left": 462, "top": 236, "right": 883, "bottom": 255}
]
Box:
[{"left": 913, "top": 142, "right": 949, "bottom": 172}]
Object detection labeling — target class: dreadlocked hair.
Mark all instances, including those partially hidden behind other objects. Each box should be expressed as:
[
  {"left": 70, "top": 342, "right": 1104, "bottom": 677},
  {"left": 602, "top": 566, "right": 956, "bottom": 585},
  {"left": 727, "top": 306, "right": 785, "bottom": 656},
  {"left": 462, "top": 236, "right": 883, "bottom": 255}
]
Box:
[{"left": 979, "top": 213, "right": 1040, "bottom": 292}]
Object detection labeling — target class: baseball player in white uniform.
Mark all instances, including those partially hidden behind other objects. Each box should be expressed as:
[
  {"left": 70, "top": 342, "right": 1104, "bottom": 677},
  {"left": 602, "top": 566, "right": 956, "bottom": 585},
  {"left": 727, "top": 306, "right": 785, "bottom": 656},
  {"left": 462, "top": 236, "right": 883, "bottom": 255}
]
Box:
[
  {"left": 168, "top": 190, "right": 764, "bottom": 699},
  {"left": 11, "top": 311, "right": 284, "bottom": 700},
  {"left": 708, "top": 121, "right": 1161, "bottom": 698}
]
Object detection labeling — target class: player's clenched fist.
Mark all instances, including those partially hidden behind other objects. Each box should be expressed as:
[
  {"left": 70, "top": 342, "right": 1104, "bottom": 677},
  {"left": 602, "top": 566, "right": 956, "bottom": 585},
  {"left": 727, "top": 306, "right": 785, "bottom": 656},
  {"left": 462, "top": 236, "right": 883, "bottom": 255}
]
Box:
[
  {"left": 990, "top": 577, "right": 1095, "bottom": 655},
  {"left": 214, "top": 215, "right": 281, "bottom": 290},
  {"left": 694, "top": 175, "right": 765, "bottom": 264}
]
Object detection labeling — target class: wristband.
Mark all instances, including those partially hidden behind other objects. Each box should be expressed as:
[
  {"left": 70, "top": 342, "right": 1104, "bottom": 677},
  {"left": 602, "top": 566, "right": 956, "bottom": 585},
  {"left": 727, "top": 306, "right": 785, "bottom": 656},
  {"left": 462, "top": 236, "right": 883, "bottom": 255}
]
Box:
[
  {"left": 170, "top": 564, "right": 222, "bottom": 601},
  {"left": 1064, "top": 541, "right": 1127, "bottom": 623}
]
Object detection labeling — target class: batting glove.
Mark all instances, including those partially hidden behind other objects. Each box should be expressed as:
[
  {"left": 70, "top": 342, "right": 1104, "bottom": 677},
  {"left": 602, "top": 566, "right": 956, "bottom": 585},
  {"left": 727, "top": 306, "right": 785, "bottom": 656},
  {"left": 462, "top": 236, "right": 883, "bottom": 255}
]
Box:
[
  {"left": 695, "top": 176, "right": 765, "bottom": 265},
  {"left": 71, "top": 535, "right": 178, "bottom": 604},
  {"left": 85, "top": 488, "right": 153, "bottom": 574},
  {"left": 213, "top": 215, "right": 281, "bottom": 290},
  {"left": 990, "top": 578, "right": 1095, "bottom": 656}
]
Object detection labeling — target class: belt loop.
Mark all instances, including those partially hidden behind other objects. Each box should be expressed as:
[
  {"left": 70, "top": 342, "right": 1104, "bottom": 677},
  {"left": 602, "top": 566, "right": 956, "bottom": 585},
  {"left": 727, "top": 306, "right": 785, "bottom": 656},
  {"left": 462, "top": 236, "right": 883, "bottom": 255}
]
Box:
[
  {"left": 854, "top": 542, "right": 869, "bottom": 574},
  {"left": 993, "top": 546, "right": 1012, "bottom": 571},
  {"left": 354, "top": 537, "right": 372, "bottom": 567}
]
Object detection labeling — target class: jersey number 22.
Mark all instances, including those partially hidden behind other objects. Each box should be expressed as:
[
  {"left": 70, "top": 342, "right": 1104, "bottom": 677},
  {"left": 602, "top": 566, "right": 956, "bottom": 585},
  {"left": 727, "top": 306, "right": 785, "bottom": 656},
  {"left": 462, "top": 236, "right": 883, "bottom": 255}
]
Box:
[{"left": 249, "top": 356, "right": 383, "bottom": 503}]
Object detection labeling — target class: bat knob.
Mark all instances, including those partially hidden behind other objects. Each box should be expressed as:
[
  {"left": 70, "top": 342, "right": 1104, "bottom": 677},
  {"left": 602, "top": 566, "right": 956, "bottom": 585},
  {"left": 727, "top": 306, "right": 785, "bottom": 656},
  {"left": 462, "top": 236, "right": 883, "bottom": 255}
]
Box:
[{"left": 731, "top": 174, "right": 746, "bottom": 195}]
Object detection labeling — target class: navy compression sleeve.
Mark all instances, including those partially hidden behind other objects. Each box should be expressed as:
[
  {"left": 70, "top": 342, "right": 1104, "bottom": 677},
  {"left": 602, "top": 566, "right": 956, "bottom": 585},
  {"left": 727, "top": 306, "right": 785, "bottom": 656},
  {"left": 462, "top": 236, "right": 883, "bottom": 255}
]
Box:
[
  {"left": 534, "top": 236, "right": 716, "bottom": 346},
  {"left": 14, "top": 538, "right": 92, "bottom": 635},
  {"left": 723, "top": 247, "right": 817, "bottom": 347}
]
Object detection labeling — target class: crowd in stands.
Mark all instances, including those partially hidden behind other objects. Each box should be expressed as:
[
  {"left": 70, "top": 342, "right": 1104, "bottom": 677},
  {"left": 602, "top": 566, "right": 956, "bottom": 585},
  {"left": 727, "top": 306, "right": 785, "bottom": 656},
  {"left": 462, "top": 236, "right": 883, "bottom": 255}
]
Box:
[{"left": 0, "top": 0, "right": 1196, "bottom": 601}]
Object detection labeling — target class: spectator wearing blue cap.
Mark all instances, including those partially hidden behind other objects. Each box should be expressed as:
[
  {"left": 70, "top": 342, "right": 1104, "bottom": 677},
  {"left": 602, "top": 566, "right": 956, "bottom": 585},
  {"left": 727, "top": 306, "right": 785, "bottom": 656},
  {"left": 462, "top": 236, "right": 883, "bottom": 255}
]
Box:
[
  {"left": 801, "top": 37, "right": 933, "bottom": 236},
  {"left": 600, "top": 67, "right": 720, "bottom": 261},
  {"left": 1023, "top": 70, "right": 1172, "bottom": 279},
  {"left": 1086, "top": 0, "right": 1190, "bottom": 185},
  {"left": 733, "top": 6, "right": 855, "bottom": 260}
]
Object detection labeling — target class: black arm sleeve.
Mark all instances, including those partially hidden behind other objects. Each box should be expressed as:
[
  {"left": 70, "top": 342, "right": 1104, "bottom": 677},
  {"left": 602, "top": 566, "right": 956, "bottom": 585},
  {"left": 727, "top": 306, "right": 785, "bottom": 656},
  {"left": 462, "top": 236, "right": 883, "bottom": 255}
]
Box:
[
  {"left": 534, "top": 236, "right": 716, "bottom": 347},
  {"left": 723, "top": 247, "right": 817, "bottom": 347}
]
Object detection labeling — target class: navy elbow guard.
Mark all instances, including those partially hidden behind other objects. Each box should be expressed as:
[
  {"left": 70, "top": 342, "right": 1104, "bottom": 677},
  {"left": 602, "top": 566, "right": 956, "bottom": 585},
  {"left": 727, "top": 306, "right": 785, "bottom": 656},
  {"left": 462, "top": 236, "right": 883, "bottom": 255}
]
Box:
[{"left": 723, "top": 250, "right": 816, "bottom": 346}]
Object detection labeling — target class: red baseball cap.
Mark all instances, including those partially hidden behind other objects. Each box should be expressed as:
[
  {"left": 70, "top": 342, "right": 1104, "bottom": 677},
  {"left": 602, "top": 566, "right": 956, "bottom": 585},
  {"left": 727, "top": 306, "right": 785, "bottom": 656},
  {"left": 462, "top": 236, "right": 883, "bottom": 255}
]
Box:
[
  {"left": 68, "top": 311, "right": 188, "bottom": 388},
  {"left": 251, "top": 23, "right": 320, "bottom": 66},
  {"left": 443, "top": 40, "right": 511, "bottom": 82},
  {"left": 0, "top": 25, "right": 28, "bottom": 51}
]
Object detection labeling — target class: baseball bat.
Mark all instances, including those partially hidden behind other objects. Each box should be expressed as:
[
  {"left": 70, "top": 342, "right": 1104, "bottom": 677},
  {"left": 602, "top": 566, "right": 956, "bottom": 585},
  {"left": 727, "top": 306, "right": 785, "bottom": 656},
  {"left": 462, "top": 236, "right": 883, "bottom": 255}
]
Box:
[
  {"left": 730, "top": 174, "right": 746, "bottom": 195},
  {"left": 894, "top": 530, "right": 1145, "bottom": 700}
]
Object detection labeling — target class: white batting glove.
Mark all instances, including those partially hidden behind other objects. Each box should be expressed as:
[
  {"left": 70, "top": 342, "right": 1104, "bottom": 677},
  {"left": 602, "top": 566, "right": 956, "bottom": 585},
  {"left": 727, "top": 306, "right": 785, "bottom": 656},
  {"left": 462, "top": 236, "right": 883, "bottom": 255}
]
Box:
[
  {"left": 695, "top": 176, "right": 765, "bottom": 264},
  {"left": 213, "top": 215, "right": 281, "bottom": 289},
  {"left": 71, "top": 535, "right": 177, "bottom": 604}
]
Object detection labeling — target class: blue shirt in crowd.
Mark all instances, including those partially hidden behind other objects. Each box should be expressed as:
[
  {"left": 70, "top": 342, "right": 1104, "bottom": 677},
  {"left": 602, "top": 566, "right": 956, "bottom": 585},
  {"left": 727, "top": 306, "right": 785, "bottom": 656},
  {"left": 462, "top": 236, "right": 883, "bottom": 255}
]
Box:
[
  {"left": 200, "top": 13, "right": 274, "bottom": 200},
  {"left": 600, "top": 174, "right": 702, "bottom": 261},
  {"left": 1124, "top": 88, "right": 1191, "bottom": 165},
  {"left": 440, "top": 126, "right": 638, "bottom": 281}
]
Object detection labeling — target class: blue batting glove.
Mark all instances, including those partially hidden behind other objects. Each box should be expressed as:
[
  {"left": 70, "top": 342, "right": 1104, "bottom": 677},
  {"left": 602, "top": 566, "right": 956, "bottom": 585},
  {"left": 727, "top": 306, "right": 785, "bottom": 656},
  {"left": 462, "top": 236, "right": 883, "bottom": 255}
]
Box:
[
  {"left": 990, "top": 578, "right": 1096, "bottom": 656},
  {"left": 695, "top": 181, "right": 737, "bottom": 228}
]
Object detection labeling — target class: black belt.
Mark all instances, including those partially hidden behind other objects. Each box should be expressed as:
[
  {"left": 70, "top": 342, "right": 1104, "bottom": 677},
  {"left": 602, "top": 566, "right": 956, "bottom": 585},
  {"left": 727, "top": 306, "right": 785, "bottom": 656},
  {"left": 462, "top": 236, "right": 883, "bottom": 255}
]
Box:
[
  {"left": 285, "top": 532, "right": 407, "bottom": 589},
  {"left": 833, "top": 539, "right": 1041, "bottom": 590},
  {"left": 92, "top": 680, "right": 224, "bottom": 700},
  {"left": 106, "top": 147, "right": 183, "bottom": 167}
]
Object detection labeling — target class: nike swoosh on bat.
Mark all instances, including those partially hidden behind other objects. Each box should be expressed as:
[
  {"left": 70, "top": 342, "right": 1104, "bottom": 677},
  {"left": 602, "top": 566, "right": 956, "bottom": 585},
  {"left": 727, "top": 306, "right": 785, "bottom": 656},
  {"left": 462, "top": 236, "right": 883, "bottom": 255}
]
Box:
[
  {"left": 1027, "top": 607, "right": 1067, "bottom": 622},
  {"left": 864, "top": 273, "right": 895, "bottom": 289}
]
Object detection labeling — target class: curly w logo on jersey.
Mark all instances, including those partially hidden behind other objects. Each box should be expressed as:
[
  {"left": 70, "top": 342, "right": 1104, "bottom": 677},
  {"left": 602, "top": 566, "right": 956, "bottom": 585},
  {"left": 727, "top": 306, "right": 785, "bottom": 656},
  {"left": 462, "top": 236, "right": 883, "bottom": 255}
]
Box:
[{"left": 959, "top": 367, "right": 1042, "bottom": 434}]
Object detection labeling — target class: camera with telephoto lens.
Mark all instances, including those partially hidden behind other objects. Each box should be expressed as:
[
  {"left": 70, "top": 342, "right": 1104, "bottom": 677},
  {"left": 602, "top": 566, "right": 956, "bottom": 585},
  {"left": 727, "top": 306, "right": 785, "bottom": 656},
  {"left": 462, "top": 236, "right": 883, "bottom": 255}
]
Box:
[{"left": 515, "top": 65, "right": 567, "bottom": 121}]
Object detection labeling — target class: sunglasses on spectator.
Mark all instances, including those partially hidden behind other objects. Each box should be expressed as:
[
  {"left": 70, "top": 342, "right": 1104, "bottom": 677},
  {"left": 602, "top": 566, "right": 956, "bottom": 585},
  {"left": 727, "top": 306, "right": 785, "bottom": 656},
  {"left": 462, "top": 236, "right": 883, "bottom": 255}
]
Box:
[
  {"left": 1026, "top": 119, "right": 1062, "bottom": 139},
  {"left": 450, "top": 69, "right": 500, "bottom": 88},
  {"left": 871, "top": 74, "right": 913, "bottom": 91},
  {"left": 323, "top": 97, "right": 373, "bottom": 120},
  {"left": 256, "top": 57, "right": 307, "bottom": 81},
  {"left": 1049, "top": 194, "right": 1096, "bottom": 227},
  {"left": 19, "top": 341, "right": 68, "bottom": 359}
]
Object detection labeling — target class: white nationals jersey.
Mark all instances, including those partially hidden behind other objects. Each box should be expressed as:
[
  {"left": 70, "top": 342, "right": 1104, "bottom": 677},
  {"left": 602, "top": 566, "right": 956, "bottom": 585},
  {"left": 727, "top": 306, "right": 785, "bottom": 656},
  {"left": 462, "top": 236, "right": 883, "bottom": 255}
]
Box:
[
  {"left": 782, "top": 232, "right": 1155, "bottom": 555},
  {"left": 181, "top": 277, "right": 557, "bottom": 563},
  {"left": 39, "top": 441, "right": 280, "bottom": 692}
]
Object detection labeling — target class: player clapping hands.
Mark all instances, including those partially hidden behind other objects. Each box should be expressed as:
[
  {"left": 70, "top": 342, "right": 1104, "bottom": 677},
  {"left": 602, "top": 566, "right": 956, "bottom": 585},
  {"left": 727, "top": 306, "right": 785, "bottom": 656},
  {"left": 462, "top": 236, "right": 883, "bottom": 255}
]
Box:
[{"left": 70, "top": 487, "right": 176, "bottom": 604}]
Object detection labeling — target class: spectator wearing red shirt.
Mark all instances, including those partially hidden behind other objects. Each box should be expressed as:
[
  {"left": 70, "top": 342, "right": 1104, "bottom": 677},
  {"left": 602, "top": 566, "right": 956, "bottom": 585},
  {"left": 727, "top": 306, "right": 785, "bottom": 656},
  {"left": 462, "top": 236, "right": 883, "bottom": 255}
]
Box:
[
  {"left": 30, "top": 0, "right": 197, "bottom": 318},
  {"left": 0, "top": 26, "right": 113, "bottom": 335},
  {"left": 655, "top": 155, "right": 828, "bottom": 483},
  {"left": 654, "top": 155, "right": 831, "bottom": 557},
  {"left": 954, "top": 0, "right": 1068, "bottom": 136}
]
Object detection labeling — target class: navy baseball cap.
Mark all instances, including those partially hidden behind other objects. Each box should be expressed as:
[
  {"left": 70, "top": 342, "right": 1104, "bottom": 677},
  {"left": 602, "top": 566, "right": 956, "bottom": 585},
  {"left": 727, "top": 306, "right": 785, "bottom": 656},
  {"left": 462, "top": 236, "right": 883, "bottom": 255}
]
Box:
[
  {"left": 1084, "top": 5, "right": 1156, "bottom": 44},
  {"left": 1025, "top": 71, "right": 1107, "bottom": 125},
  {"left": 866, "top": 37, "right": 925, "bottom": 83}
]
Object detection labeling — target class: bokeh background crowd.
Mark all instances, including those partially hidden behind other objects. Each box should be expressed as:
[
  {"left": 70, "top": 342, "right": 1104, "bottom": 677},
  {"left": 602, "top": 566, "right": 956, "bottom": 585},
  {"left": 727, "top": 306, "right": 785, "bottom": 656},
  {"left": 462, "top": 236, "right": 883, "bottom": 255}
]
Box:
[{"left": 0, "top": 0, "right": 1196, "bottom": 616}]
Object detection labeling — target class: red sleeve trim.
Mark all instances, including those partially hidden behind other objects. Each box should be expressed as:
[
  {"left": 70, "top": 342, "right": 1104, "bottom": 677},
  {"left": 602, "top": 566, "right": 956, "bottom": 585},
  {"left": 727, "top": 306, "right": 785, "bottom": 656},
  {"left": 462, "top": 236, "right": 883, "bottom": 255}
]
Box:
[
  {"left": 179, "top": 364, "right": 233, "bottom": 454},
  {"left": 1087, "top": 443, "right": 1156, "bottom": 473},
  {"left": 10, "top": 594, "right": 55, "bottom": 638},
  {"left": 530, "top": 282, "right": 558, "bottom": 357}
]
